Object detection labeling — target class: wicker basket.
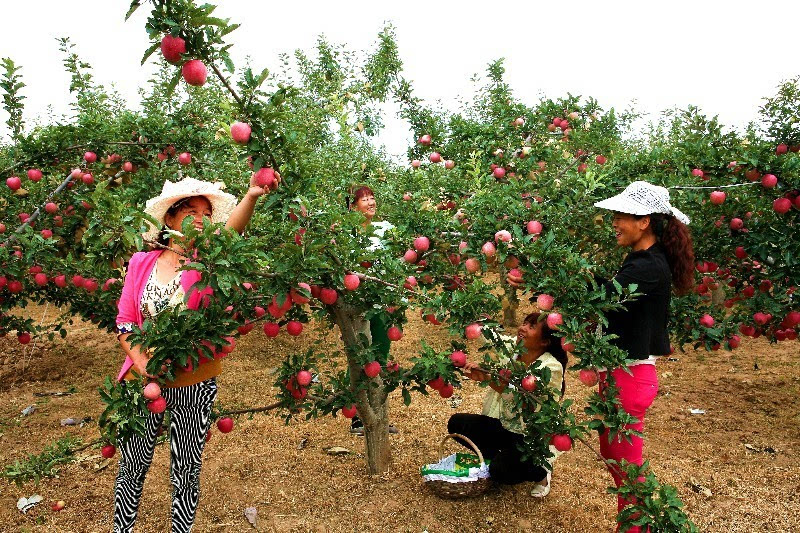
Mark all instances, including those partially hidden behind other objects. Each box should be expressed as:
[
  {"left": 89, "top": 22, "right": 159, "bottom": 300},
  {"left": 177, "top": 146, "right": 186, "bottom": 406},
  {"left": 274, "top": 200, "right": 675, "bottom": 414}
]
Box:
[{"left": 421, "top": 433, "right": 492, "bottom": 499}]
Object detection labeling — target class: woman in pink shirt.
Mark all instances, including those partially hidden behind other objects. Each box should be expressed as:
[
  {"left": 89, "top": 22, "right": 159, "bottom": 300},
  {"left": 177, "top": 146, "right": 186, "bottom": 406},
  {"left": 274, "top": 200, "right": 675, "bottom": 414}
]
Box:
[{"left": 113, "top": 172, "right": 274, "bottom": 533}]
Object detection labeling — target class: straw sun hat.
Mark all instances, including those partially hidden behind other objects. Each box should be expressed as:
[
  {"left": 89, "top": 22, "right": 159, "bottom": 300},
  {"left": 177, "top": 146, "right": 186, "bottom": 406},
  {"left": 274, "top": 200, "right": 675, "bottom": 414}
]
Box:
[
  {"left": 594, "top": 181, "right": 690, "bottom": 225},
  {"left": 142, "top": 177, "right": 238, "bottom": 242}
]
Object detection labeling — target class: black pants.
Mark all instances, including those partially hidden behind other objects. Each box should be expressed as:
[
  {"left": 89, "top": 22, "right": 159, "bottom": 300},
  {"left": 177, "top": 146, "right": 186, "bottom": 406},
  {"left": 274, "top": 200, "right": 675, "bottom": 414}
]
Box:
[{"left": 447, "top": 413, "right": 547, "bottom": 485}]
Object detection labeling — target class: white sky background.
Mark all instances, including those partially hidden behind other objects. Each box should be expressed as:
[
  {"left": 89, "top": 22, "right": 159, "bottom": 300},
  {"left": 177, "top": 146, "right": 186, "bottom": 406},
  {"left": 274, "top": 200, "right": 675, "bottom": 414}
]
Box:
[{"left": 1, "top": 0, "right": 798, "bottom": 160}]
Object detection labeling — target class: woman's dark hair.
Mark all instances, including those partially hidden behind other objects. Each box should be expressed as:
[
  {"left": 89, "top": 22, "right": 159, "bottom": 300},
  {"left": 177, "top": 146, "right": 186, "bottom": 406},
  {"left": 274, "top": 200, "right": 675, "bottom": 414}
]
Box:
[
  {"left": 156, "top": 196, "right": 211, "bottom": 247},
  {"left": 346, "top": 185, "right": 375, "bottom": 210},
  {"left": 522, "top": 312, "right": 567, "bottom": 397},
  {"left": 639, "top": 213, "right": 695, "bottom": 294}
]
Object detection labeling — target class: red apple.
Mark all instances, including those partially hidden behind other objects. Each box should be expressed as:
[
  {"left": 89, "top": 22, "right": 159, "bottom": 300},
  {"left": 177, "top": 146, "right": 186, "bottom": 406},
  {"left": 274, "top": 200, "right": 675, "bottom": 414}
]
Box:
[
  {"left": 123, "top": 161, "right": 134, "bottom": 172},
  {"left": 160, "top": 34, "right": 186, "bottom": 64},
  {"left": 319, "top": 288, "right": 338, "bottom": 305},
  {"left": 450, "top": 350, "right": 466, "bottom": 367},
  {"left": 54, "top": 274, "right": 67, "bottom": 288},
  {"left": 101, "top": 444, "right": 117, "bottom": 459},
  {"left": 296, "top": 370, "right": 312, "bottom": 386},
  {"left": 579, "top": 368, "right": 599, "bottom": 386},
  {"left": 444, "top": 159, "right": 455, "bottom": 169},
  {"left": 709, "top": 191, "right": 726, "bottom": 204},
  {"left": 418, "top": 134, "right": 432, "bottom": 146},
  {"left": 6, "top": 176, "right": 21, "bottom": 190},
  {"left": 429, "top": 152, "right": 442, "bottom": 163},
  {"left": 595, "top": 155, "right": 607, "bottom": 165},
  {"left": 147, "top": 396, "right": 167, "bottom": 414},
  {"left": 550, "top": 434, "right": 572, "bottom": 452},
  {"left": 493, "top": 167, "right": 506, "bottom": 179},
  {"left": 182, "top": 59, "right": 207, "bottom": 86},
  {"left": 481, "top": 241, "right": 496, "bottom": 257},
  {"left": 735, "top": 246, "right": 747, "bottom": 259},
  {"left": 521, "top": 375, "right": 537, "bottom": 391},
  {"left": 363, "top": 361, "right": 381, "bottom": 378},
  {"left": 699, "top": 314, "right": 715, "bottom": 328},
  {"left": 178, "top": 152, "right": 191, "bottom": 165},
  {"left": 465, "top": 257, "right": 481, "bottom": 273},
  {"left": 465, "top": 323, "right": 483, "bottom": 340},
  {"left": 427, "top": 376, "right": 445, "bottom": 390},
  {"left": 344, "top": 273, "right": 361, "bottom": 291},
  {"left": 286, "top": 321, "right": 303, "bottom": 336},
  {"left": 341, "top": 404, "right": 357, "bottom": 418},
  {"left": 413, "top": 236, "right": 430, "bottom": 253},
  {"left": 387, "top": 326, "right": 403, "bottom": 341},
  {"left": 51, "top": 500, "right": 66, "bottom": 512},
  {"left": 439, "top": 383, "right": 454, "bottom": 398},
  {"left": 18, "top": 332, "right": 31, "bottom": 345},
  {"left": 217, "top": 417, "right": 234, "bottom": 433},
  {"left": 691, "top": 168, "right": 704, "bottom": 178},
  {"left": 230, "top": 121, "right": 252, "bottom": 144},
  {"left": 776, "top": 143, "right": 789, "bottom": 155},
  {"left": 81, "top": 173, "right": 94, "bottom": 185},
  {"left": 40, "top": 229, "right": 53, "bottom": 239},
  {"left": 253, "top": 167, "right": 278, "bottom": 190},
  {"left": 546, "top": 312, "right": 563, "bottom": 330},
  {"left": 263, "top": 322, "right": 280, "bottom": 338},
  {"left": 527, "top": 220, "right": 543, "bottom": 235},
  {"left": 291, "top": 283, "right": 311, "bottom": 304},
  {"left": 143, "top": 382, "right": 162, "bottom": 401},
  {"left": 774, "top": 197, "right": 792, "bottom": 214},
  {"left": 494, "top": 230, "right": 512, "bottom": 243},
  {"left": 761, "top": 174, "right": 778, "bottom": 188},
  {"left": 536, "top": 294, "right": 554, "bottom": 311},
  {"left": 27, "top": 169, "right": 43, "bottom": 181},
  {"left": 45, "top": 202, "right": 58, "bottom": 214},
  {"left": 83, "top": 151, "right": 97, "bottom": 163},
  {"left": 729, "top": 218, "right": 744, "bottom": 230},
  {"left": 411, "top": 159, "right": 421, "bottom": 168},
  {"left": 34, "top": 273, "right": 48, "bottom": 286}
]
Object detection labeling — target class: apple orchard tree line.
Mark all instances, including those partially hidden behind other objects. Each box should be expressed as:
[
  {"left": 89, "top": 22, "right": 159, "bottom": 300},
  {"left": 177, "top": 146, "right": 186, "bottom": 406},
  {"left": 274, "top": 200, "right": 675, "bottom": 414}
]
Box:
[{"left": 0, "top": 0, "right": 798, "bottom": 530}]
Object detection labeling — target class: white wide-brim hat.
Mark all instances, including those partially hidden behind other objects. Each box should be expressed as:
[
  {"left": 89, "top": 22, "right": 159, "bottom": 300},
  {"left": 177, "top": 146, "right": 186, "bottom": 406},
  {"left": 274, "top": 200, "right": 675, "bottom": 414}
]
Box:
[
  {"left": 142, "top": 177, "right": 238, "bottom": 242},
  {"left": 594, "top": 180, "right": 690, "bottom": 225}
]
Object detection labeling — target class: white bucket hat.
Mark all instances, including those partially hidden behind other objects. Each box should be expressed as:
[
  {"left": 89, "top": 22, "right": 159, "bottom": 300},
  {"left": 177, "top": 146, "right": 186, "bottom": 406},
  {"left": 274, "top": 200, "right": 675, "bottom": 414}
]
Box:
[
  {"left": 594, "top": 181, "right": 690, "bottom": 225},
  {"left": 142, "top": 177, "right": 238, "bottom": 242}
]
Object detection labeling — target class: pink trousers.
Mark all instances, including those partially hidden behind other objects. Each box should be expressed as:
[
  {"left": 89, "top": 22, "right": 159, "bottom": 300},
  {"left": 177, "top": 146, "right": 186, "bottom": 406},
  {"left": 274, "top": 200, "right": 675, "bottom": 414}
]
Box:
[{"left": 598, "top": 364, "right": 659, "bottom": 533}]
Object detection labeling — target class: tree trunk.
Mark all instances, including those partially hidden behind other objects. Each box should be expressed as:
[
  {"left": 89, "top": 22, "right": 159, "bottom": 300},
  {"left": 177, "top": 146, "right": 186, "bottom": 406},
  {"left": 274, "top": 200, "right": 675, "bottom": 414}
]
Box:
[
  {"left": 330, "top": 303, "right": 392, "bottom": 475},
  {"left": 500, "top": 265, "right": 519, "bottom": 327}
]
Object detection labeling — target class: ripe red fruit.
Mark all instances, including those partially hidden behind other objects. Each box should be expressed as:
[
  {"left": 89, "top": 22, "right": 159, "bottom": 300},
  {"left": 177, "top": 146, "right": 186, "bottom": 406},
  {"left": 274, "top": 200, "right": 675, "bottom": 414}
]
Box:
[
  {"left": 254, "top": 306, "right": 266, "bottom": 318},
  {"left": 27, "top": 169, "right": 43, "bottom": 181},
  {"left": 286, "top": 321, "right": 303, "bottom": 336},
  {"left": 217, "top": 417, "right": 234, "bottom": 433},
  {"left": 550, "top": 434, "right": 572, "bottom": 452},
  {"left": 123, "top": 161, "right": 134, "bottom": 173},
  {"left": 465, "top": 323, "right": 483, "bottom": 340},
  {"left": 536, "top": 294, "right": 554, "bottom": 311},
  {"left": 745, "top": 168, "right": 761, "bottom": 181},
  {"left": 363, "top": 361, "right": 381, "bottom": 378},
  {"left": 387, "top": 326, "right": 403, "bottom": 341},
  {"left": 296, "top": 370, "right": 312, "bottom": 386},
  {"left": 18, "top": 332, "right": 31, "bottom": 345},
  {"left": 83, "top": 151, "right": 97, "bottom": 163},
  {"left": 0, "top": 222, "right": 5, "bottom": 233},
  {"left": 344, "top": 274, "right": 360, "bottom": 291},
  {"left": 341, "top": 404, "right": 358, "bottom": 418},
  {"left": 178, "top": 152, "right": 192, "bottom": 165},
  {"left": 521, "top": 375, "right": 537, "bottom": 391},
  {"left": 319, "top": 287, "right": 339, "bottom": 305},
  {"left": 51, "top": 500, "right": 66, "bottom": 512},
  {"left": 546, "top": 312, "right": 563, "bottom": 330},
  {"left": 230, "top": 121, "right": 252, "bottom": 144},
  {"left": 753, "top": 312, "right": 771, "bottom": 326},
  {"left": 147, "top": 396, "right": 167, "bottom": 414},
  {"left": 427, "top": 376, "right": 445, "bottom": 390},
  {"left": 773, "top": 197, "right": 792, "bottom": 214},
  {"left": 411, "top": 159, "right": 421, "bottom": 168},
  {"left": 776, "top": 143, "right": 789, "bottom": 155},
  {"left": 45, "top": 202, "right": 58, "bottom": 214},
  {"left": 527, "top": 220, "right": 543, "bottom": 235},
  {"left": 220, "top": 336, "right": 236, "bottom": 354},
  {"left": 81, "top": 173, "right": 94, "bottom": 185},
  {"left": 729, "top": 218, "right": 744, "bottom": 231},
  {"left": 40, "top": 229, "right": 53, "bottom": 239},
  {"left": 595, "top": 155, "right": 607, "bottom": 165},
  {"left": 160, "top": 34, "right": 186, "bottom": 63},
  {"left": 143, "top": 382, "right": 162, "bottom": 401},
  {"left": 71, "top": 275, "right": 85, "bottom": 288},
  {"left": 691, "top": 168, "right": 704, "bottom": 178},
  {"left": 54, "top": 275, "right": 67, "bottom": 288},
  {"left": 439, "top": 383, "right": 454, "bottom": 398},
  {"left": 699, "top": 314, "right": 715, "bottom": 328},
  {"left": 6, "top": 176, "right": 21, "bottom": 190},
  {"left": 734, "top": 246, "right": 747, "bottom": 259},
  {"left": 465, "top": 257, "right": 481, "bottom": 273},
  {"left": 404, "top": 276, "right": 418, "bottom": 290},
  {"left": 403, "top": 249, "right": 418, "bottom": 263},
  {"left": 493, "top": 167, "right": 506, "bottom": 179},
  {"left": 290, "top": 283, "right": 311, "bottom": 304},
  {"left": 494, "top": 230, "right": 512, "bottom": 243},
  {"left": 34, "top": 273, "right": 48, "bottom": 286},
  {"left": 481, "top": 241, "right": 496, "bottom": 257},
  {"left": 444, "top": 159, "right": 455, "bottom": 169},
  {"left": 579, "top": 368, "right": 599, "bottom": 386},
  {"left": 182, "top": 59, "right": 208, "bottom": 86},
  {"left": 83, "top": 279, "right": 99, "bottom": 293},
  {"left": 761, "top": 174, "right": 778, "bottom": 188},
  {"left": 418, "top": 134, "right": 432, "bottom": 146},
  {"left": 263, "top": 322, "right": 280, "bottom": 338},
  {"left": 253, "top": 167, "right": 278, "bottom": 189},
  {"left": 728, "top": 335, "right": 741, "bottom": 349},
  {"left": 429, "top": 152, "right": 442, "bottom": 163},
  {"left": 101, "top": 444, "right": 117, "bottom": 459},
  {"left": 709, "top": 191, "right": 726, "bottom": 205},
  {"left": 413, "top": 236, "right": 430, "bottom": 253},
  {"left": 450, "top": 350, "right": 466, "bottom": 367}
]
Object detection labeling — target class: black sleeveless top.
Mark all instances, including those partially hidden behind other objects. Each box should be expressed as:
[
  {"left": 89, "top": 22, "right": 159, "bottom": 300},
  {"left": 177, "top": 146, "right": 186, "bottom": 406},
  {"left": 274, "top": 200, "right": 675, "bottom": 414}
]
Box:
[{"left": 603, "top": 244, "right": 672, "bottom": 360}]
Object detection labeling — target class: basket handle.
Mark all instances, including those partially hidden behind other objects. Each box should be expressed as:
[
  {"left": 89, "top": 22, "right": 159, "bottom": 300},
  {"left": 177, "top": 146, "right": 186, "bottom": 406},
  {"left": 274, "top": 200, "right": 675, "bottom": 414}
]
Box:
[{"left": 439, "top": 433, "right": 486, "bottom": 468}]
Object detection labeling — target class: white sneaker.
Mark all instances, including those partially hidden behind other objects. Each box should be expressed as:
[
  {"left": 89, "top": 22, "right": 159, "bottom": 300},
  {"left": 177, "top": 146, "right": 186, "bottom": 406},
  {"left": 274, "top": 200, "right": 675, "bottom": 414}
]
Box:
[{"left": 530, "top": 471, "right": 551, "bottom": 498}]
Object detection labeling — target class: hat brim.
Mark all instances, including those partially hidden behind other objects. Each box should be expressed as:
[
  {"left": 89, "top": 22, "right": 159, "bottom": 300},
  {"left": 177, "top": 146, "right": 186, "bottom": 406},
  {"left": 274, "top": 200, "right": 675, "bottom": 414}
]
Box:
[
  {"left": 142, "top": 191, "right": 237, "bottom": 242},
  {"left": 593, "top": 194, "right": 654, "bottom": 216}
]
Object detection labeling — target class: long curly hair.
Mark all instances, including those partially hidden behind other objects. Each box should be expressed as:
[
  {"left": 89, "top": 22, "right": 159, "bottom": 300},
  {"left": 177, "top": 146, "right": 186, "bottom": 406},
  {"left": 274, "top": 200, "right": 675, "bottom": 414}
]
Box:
[{"left": 647, "top": 213, "right": 695, "bottom": 294}]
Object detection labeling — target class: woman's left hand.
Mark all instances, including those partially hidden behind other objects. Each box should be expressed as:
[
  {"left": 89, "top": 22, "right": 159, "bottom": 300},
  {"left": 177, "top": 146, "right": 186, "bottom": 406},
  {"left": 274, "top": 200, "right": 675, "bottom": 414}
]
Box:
[{"left": 245, "top": 169, "right": 282, "bottom": 200}]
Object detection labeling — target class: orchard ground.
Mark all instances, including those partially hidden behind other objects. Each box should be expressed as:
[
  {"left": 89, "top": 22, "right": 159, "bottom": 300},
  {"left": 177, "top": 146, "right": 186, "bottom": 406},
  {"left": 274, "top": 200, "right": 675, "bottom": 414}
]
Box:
[{"left": 0, "top": 303, "right": 798, "bottom": 532}]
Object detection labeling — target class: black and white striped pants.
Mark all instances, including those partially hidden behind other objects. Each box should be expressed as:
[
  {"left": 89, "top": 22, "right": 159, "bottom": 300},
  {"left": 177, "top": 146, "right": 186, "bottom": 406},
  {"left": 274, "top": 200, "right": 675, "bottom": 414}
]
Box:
[{"left": 113, "top": 378, "right": 217, "bottom": 533}]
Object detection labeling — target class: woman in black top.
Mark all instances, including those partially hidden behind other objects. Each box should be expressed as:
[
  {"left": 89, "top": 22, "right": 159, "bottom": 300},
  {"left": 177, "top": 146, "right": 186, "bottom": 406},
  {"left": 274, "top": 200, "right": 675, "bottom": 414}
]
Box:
[{"left": 509, "top": 181, "right": 694, "bottom": 532}]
